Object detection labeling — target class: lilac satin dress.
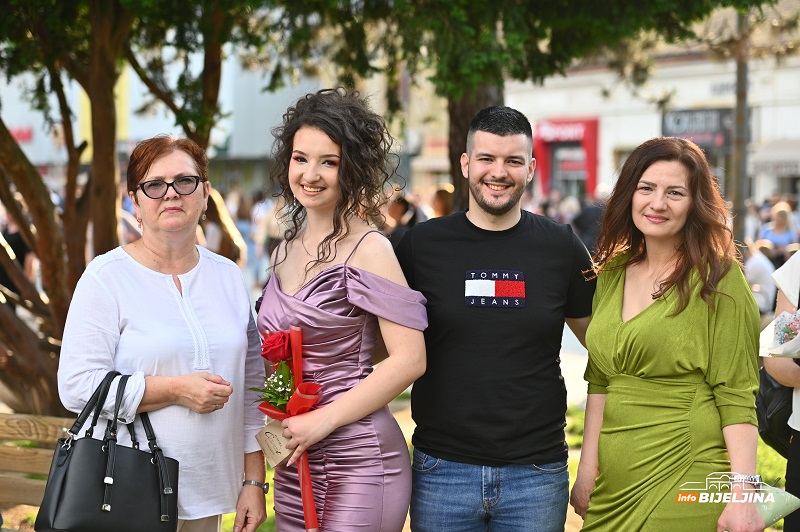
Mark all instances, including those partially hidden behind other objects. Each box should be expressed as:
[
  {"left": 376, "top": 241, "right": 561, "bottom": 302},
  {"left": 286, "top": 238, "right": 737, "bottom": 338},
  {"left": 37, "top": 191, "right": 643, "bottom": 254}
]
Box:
[{"left": 256, "top": 237, "right": 427, "bottom": 531}]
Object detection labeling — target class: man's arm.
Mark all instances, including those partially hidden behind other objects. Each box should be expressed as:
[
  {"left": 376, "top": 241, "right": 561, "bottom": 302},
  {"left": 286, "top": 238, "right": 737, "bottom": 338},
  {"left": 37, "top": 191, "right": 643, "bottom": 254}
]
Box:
[{"left": 566, "top": 316, "right": 591, "bottom": 348}]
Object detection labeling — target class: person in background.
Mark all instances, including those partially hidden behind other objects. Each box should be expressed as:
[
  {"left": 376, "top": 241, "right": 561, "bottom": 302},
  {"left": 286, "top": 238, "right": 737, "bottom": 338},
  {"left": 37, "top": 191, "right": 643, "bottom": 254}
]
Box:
[
  {"left": 572, "top": 186, "right": 609, "bottom": 255},
  {"left": 570, "top": 136, "right": 761, "bottom": 531},
  {"left": 763, "top": 250, "right": 800, "bottom": 532},
  {"left": 0, "top": 208, "right": 38, "bottom": 309},
  {"left": 744, "top": 198, "right": 763, "bottom": 244},
  {"left": 431, "top": 186, "right": 454, "bottom": 218},
  {"left": 58, "top": 135, "right": 267, "bottom": 532},
  {"left": 396, "top": 105, "right": 594, "bottom": 531},
  {"left": 387, "top": 193, "right": 420, "bottom": 248},
  {"left": 744, "top": 239, "right": 777, "bottom": 330},
  {"left": 201, "top": 187, "right": 247, "bottom": 268},
  {"left": 256, "top": 88, "right": 427, "bottom": 531},
  {"left": 759, "top": 201, "right": 798, "bottom": 269}
]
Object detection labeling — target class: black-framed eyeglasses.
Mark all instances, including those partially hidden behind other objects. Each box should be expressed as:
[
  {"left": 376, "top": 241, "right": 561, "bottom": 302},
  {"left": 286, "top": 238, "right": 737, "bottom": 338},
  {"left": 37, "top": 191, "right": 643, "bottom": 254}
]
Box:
[{"left": 137, "top": 176, "right": 203, "bottom": 199}]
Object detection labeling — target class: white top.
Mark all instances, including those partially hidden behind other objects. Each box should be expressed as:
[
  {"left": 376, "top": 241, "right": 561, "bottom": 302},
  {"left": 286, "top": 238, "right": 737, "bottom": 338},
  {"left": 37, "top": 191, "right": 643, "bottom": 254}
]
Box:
[
  {"left": 745, "top": 251, "right": 776, "bottom": 314},
  {"left": 772, "top": 251, "right": 800, "bottom": 430},
  {"left": 58, "top": 246, "right": 264, "bottom": 520}
]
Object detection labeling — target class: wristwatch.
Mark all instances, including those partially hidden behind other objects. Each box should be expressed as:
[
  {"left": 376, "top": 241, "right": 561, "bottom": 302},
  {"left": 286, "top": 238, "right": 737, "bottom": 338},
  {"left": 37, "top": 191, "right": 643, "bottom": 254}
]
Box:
[
  {"left": 730, "top": 474, "right": 762, "bottom": 485},
  {"left": 242, "top": 480, "right": 269, "bottom": 494}
]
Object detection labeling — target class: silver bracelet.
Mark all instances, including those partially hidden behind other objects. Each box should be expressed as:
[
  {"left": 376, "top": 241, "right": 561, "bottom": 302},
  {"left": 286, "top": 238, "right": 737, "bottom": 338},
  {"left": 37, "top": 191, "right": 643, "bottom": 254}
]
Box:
[
  {"left": 730, "top": 474, "right": 762, "bottom": 486},
  {"left": 242, "top": 479, "right": 269, "bottom": 494}
]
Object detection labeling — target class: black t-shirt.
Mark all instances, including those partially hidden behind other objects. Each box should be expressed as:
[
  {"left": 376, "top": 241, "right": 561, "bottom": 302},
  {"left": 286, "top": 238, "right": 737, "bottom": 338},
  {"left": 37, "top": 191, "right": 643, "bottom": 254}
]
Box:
[{"left": 395, "top": 210, "right": 596, "bottom": 465}]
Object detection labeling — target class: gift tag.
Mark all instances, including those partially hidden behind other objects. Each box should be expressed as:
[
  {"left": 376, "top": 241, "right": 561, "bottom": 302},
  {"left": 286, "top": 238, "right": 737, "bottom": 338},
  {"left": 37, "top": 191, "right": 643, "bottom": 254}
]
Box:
[{"left": 256, "top": 419, "right": 291, "bottom": 468}]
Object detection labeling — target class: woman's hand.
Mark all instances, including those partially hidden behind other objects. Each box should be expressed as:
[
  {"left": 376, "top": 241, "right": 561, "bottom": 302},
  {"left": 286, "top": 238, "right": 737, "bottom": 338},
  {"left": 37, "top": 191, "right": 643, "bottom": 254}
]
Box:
[
  {"left": 175, "top": 372, "right": 233, "bottom": 414},
  {"left": 716, "top": 495, "right": 764, "bottom": 532},
  {"left": 569, "top": 466, "right": 598, "bottom": 519},
  {"left": 233, "top": 484, "right": 267, "bottom": 532},
  {"left": 282, "top": 408, "right": 335, "bottom": 466}
]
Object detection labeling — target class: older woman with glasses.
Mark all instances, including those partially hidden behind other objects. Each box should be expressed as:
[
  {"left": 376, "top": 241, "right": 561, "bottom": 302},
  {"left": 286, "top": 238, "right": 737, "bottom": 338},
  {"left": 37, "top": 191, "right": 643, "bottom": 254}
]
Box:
[{"left": 58, "top": 135, "right": 267, "bottom": 532}]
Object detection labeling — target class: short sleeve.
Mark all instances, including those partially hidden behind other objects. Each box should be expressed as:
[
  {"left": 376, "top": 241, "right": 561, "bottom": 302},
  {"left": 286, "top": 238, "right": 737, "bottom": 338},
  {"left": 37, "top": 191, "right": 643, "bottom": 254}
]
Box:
[
  {"left": 584, "top": 267, "right": 612, "bottom": 395},
  {"left": 706, "top": 266, "right": 760, "bottom": 428},
  {"left": 564, "top": 230, "right": 596, "bottom": 319},
  {"left": 584, "top": 355, "right": 609, "bottom": 395},
  {"left": 344, "top": 266, "right": 428, "bottom": 331}
]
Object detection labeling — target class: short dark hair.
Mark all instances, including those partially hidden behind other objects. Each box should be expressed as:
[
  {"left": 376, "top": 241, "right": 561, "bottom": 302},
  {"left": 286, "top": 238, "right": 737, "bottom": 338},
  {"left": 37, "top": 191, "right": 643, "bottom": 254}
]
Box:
[{"left": 466, "top": 106, "right": 533, "bottom": 154}]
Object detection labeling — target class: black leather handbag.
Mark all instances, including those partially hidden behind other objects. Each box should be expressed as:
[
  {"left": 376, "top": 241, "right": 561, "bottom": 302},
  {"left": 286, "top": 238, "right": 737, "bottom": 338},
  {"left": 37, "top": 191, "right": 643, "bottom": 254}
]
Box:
[
  {"left": 756, "top": 287, "right": 800, "bottom": 459},
  {"left": 35, "top": 371, "right": 179, "bottom": 532},
  {"left": 757, "top": 363, "right": 794, "bottom": 458}
]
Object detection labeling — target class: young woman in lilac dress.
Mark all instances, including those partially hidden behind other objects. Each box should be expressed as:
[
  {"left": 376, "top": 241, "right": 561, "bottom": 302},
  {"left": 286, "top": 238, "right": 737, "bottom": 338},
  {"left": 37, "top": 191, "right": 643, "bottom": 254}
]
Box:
[{"left": 256, "top": 88, "right": 427, "bottom": 531}]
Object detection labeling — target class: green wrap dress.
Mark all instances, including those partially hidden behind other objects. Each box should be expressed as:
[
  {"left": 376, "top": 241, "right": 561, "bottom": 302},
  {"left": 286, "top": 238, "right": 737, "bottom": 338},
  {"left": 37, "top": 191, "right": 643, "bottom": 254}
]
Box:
[{"left": 581, "top": 258, "right": 760, "bottom": 530}]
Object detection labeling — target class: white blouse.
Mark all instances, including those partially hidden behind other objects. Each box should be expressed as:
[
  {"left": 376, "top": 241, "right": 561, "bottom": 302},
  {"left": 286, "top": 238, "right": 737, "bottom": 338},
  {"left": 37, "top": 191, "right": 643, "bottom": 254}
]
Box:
[
  {"left": 58, "top": 246, "right": 264, "bottom": 520},
  {"left": 772, "top": 251, "right": 800, "bottom": 430}
]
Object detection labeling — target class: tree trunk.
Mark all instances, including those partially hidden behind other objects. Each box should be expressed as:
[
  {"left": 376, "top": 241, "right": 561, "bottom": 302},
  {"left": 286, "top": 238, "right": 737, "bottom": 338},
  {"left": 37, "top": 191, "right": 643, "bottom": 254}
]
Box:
[
  {"left": 0, "top": 303, "right": 65, "bottom": 416},
  {"left": 447, "top": 85, "right": 504, "bottom": 211},
  {"left": 191, "top": 3, "right": 227, "bottom": 149},
  {"left": 0, "top": 118, "right": 70, "bottom": 335},
  {"left": 0, "top": 118, "right": 71, "bottom": 416},
  {"left": 731, "top": 12, "right": 749, "bottom": 246},
  {"left": 87, "top": 0, "right": 133, "bottom": 256}
]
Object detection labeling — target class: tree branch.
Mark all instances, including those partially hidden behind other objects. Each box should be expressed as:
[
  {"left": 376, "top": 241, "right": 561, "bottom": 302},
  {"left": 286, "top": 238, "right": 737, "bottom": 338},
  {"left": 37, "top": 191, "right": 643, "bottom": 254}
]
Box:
[{"left": 124, "top": 44, "right": 183, "bottom": 122}]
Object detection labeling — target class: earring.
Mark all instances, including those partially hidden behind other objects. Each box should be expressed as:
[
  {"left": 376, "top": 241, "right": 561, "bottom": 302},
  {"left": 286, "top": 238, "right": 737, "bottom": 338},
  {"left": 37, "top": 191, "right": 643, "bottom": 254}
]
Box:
[
  {"left": 136, "top": 218, "right": 141, "bottom": 229},
  {"left": 202, "top": 211, "right": 207, "bottom": 221}
]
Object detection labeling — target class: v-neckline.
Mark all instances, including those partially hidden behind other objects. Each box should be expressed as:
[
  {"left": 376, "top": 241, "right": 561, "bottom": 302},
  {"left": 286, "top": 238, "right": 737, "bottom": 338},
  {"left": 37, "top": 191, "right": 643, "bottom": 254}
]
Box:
[
  {"left": 619, "top": 266, "right": 661, "bottom": 324},
  {"left": 273, "top": 263, "right": 345, "bottom": 298}
]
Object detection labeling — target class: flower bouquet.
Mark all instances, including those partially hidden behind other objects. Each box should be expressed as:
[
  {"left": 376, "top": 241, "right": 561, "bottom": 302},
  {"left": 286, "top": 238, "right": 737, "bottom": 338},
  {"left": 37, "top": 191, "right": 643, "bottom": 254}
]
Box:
[
  {"left": 760, "top": 310, "right": 800, "bottom": 358},
  {"left": 251, "top": 326, "right": 321, "bottom": 532}
]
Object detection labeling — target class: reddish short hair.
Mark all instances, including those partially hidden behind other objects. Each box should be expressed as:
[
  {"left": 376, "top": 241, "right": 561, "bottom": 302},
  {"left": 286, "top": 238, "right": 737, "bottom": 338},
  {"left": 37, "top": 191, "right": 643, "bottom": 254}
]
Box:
[{"left": 126, "top": 135, "right": 208, "bottom": 195}]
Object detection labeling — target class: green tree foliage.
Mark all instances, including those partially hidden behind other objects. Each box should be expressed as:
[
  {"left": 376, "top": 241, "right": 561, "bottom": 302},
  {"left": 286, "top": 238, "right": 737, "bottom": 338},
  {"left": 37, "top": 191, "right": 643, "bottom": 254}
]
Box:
[
  {"left": 0, "top": 0, "right": 774, "bottom": 413},
  {"left": 276, "top": 0, "right": 772, "bottom": 208},
  {"left": 0, "top": 0, "right": 279, "bottom": 413}
]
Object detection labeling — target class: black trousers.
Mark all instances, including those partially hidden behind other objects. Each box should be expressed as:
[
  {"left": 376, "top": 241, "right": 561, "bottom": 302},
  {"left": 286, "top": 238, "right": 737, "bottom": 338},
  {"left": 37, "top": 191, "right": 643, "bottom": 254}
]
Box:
[{"left": 787, "top": 429, "right": 800, "bottom": 530}]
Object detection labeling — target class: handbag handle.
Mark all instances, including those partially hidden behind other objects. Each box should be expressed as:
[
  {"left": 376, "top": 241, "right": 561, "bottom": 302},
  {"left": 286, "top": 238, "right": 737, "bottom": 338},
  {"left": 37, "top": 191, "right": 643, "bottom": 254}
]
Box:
[
  {"left": 101, "top": 374, "right": 130, "bottom": 512},
  {"left": 66, "top": 370, "right": 121, "bottom": 440},
  {"left": 100, "top": 374, "right": 175, "bottom": 521}
]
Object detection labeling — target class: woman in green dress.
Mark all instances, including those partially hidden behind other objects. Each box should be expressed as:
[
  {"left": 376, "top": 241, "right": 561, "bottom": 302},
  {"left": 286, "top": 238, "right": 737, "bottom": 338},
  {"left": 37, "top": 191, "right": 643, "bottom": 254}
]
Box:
[{"left": 570, "top": 137, "right": 763, "bottom": 531}]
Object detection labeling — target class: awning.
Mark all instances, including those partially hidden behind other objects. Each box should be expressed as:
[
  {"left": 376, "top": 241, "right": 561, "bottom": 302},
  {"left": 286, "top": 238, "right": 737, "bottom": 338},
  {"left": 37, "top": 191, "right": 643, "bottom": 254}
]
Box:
[{"left": 750, "top": 139, "right": 800, "bottom": 175}]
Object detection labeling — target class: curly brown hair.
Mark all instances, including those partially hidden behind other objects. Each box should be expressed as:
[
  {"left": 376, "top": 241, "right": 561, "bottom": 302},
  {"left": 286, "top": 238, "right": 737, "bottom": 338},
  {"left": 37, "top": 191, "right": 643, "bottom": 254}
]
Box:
[
  {"left": 270, "top": 88, "right": 396, "bottom": 270},
  {"left": 593, "top": 136, "right": 738, "bottom": 313}
]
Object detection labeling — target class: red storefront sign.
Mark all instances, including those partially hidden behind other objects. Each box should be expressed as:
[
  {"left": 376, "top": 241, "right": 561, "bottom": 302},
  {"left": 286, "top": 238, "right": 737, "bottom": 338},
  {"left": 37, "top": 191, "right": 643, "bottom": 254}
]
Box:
[
  {"left": 533, "top": 118, "right": 598, "bottom": 197},
  {"left": 9, "top": 126, "right": 33, "bottom": 143}
]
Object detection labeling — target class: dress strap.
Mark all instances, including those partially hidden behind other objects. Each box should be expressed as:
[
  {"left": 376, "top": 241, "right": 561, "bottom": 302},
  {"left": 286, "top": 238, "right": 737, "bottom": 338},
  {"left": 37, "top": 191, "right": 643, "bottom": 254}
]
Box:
[{"left": 344, "top": 230, "right": 382, "bottom": 266}]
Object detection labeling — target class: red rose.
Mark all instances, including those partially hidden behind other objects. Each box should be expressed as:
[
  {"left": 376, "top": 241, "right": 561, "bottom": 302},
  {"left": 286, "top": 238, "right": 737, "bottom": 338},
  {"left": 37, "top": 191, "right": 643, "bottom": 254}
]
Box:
[{"left": 261, "top": 331, "right": 292, "bottom": 365}]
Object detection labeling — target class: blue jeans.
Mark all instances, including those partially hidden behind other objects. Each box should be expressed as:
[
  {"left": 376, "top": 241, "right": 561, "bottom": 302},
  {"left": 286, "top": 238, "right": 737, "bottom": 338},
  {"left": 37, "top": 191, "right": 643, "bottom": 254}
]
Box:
[{"left": 410, "top": 449, "right": 568, "bottom": 532}]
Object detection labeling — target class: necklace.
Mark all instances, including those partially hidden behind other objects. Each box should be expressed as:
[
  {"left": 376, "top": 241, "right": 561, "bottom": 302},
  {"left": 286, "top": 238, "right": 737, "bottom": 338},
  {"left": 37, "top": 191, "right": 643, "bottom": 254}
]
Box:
[{"left": 300, "top": 232, "right": 316, "bottom": 258}]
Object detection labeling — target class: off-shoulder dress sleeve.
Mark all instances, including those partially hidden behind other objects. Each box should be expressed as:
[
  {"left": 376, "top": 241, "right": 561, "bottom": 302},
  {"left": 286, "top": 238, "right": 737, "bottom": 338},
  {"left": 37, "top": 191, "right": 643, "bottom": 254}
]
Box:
[{"left": 343, "top": 265, "right": 428, "bottom": 331}]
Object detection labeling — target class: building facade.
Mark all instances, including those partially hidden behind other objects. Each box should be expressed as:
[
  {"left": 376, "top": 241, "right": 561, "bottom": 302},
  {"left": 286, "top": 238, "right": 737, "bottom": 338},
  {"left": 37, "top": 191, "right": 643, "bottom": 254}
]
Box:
[{"left": 506, "top": 25, "right": 800, "bottom": 205}]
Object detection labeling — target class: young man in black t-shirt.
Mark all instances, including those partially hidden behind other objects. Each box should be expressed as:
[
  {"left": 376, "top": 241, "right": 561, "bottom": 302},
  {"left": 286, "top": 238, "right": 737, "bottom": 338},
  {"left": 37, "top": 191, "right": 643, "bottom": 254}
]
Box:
[{"left": 396, "top": 106, "right": 595, "bottom": 531}]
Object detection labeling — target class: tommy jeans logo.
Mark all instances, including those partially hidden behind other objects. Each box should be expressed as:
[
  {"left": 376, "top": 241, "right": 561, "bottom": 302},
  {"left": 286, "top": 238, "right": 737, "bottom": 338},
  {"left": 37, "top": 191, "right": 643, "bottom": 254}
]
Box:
[{"left": 465, "top": 270, "right": 525, "bottom": 308}]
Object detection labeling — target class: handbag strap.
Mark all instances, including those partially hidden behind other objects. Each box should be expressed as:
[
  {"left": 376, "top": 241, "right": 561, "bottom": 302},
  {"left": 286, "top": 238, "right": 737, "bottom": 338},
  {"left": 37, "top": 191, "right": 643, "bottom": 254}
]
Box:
[
  {"left": 141, "top": 411, "right": 176, "bottom": 521},
  {"left": 67, "top": 370, "right": 120, "bottom": 440},
  {"left": 101, "top": 374, "right": 130, "bottom": 512},
  {"left": 100, "top": 375, "right": 174, "bottom": 522}
]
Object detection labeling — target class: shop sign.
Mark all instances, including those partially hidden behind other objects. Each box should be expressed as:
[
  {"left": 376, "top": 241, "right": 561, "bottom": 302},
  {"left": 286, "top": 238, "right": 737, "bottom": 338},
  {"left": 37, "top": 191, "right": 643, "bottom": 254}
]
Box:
[{"left": 661, "top": 108, "right": 735, "bottom": 148}]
